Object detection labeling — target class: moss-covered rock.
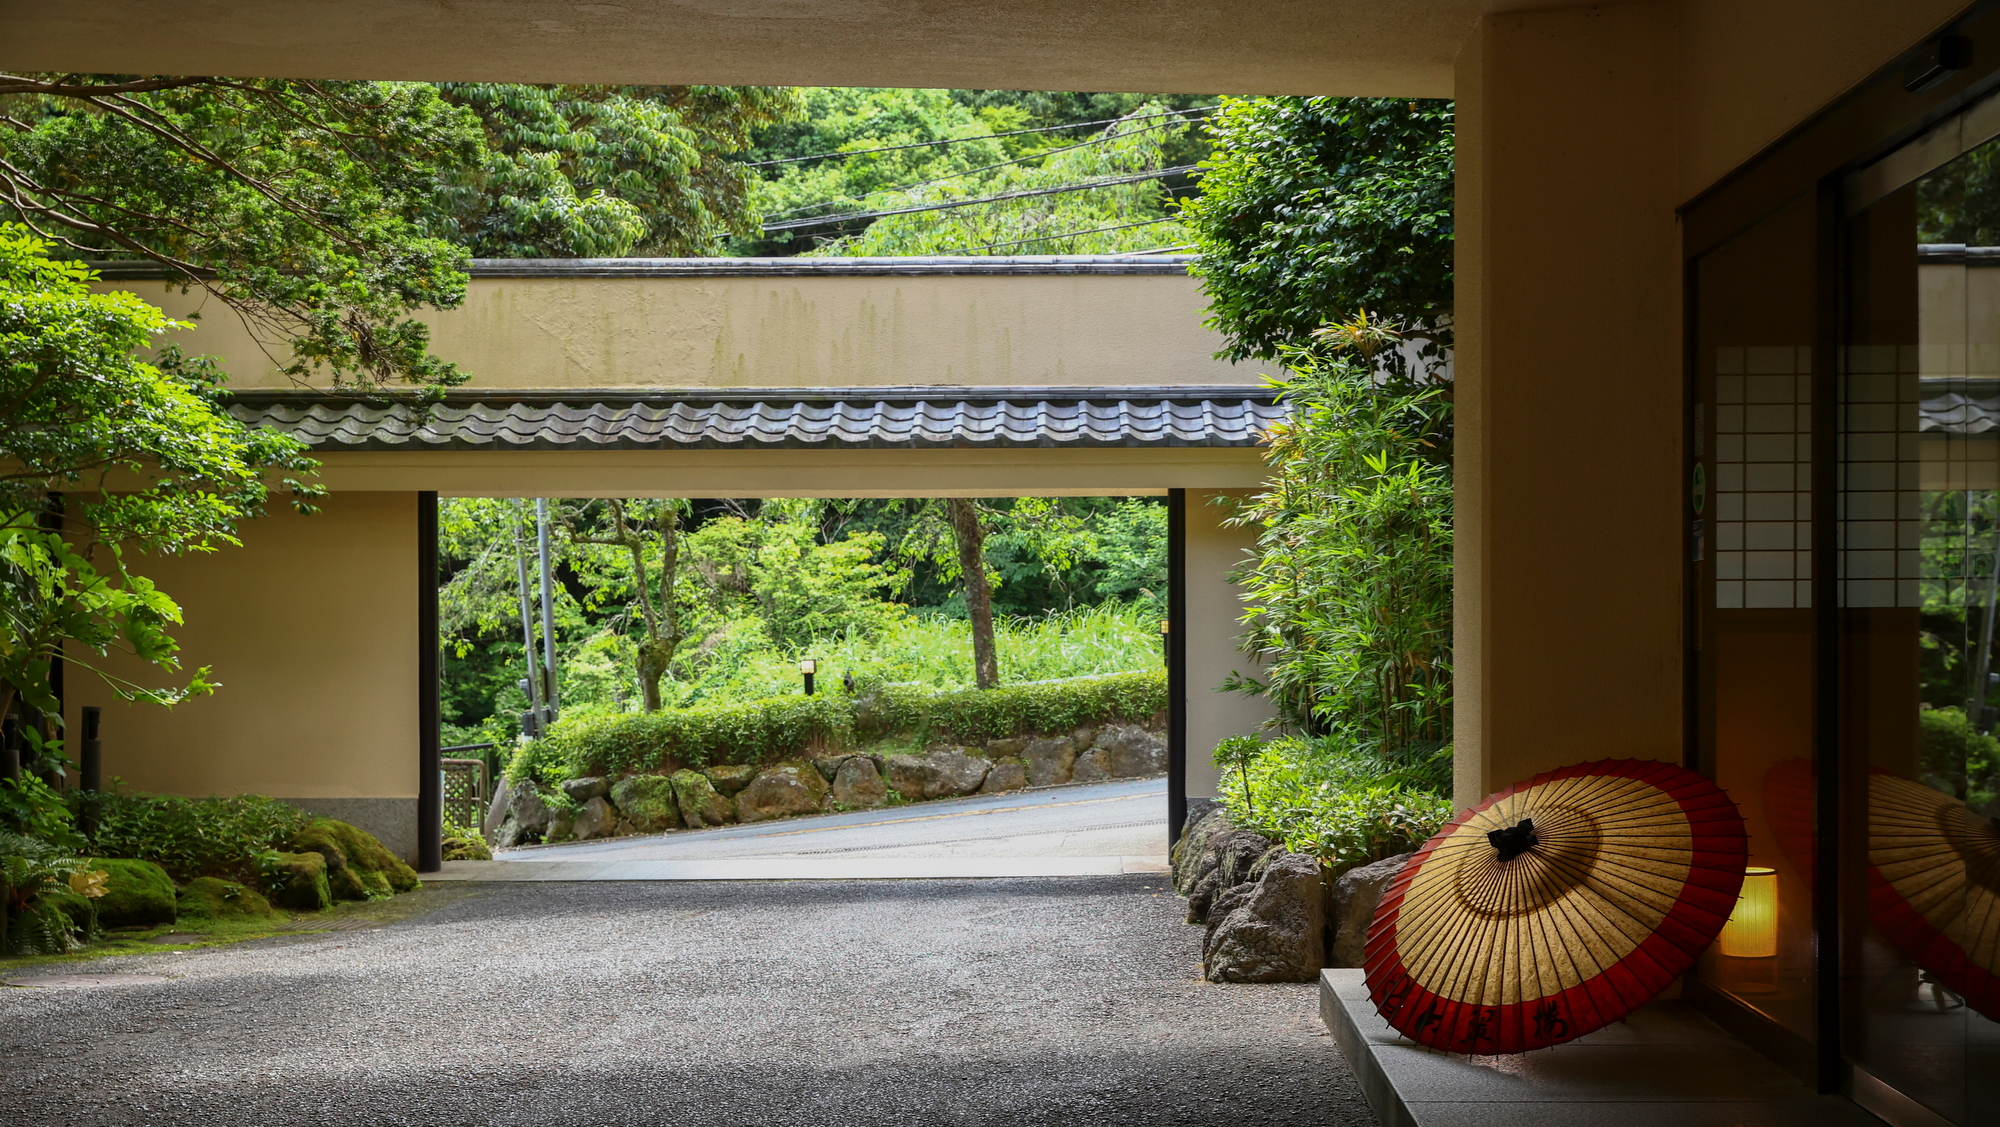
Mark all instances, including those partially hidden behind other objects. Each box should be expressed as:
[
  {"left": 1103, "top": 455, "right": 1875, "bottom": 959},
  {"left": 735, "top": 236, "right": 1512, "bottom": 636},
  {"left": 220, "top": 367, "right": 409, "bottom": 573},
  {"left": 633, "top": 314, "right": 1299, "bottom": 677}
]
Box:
[
  {"left": 610, "top": 774, "right": 683, "bottom": 833},
  {"left": 670, "top": 769, "right": 735, "bottom": 828},
  {"left": 263, "top": 851, "right": 332, "bottom": 912},
  {"left": 85, "top": 858, "right": 178, "bottom": 928},
  {"left": 701, "top": 763, "right": 757, "bottom": 795},
  {"left": 289, "top": 818, "right": 420, "bottom": 900},
  {"left": 45, "top": 889, "right": 97, "bottom": 942},
  {"left": 442, "top": 833, "right": 492, "bottom": 861},
  {"left": 178, "top": 877, "right": 281, "bottom": 921}
]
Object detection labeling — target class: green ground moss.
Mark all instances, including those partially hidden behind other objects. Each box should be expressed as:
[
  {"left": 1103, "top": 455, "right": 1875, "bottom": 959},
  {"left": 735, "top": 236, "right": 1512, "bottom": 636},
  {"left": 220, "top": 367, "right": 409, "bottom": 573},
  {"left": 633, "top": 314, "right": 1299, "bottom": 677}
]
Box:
[{"left": 264, "top": 851, "right": 332, "bottom": 912}]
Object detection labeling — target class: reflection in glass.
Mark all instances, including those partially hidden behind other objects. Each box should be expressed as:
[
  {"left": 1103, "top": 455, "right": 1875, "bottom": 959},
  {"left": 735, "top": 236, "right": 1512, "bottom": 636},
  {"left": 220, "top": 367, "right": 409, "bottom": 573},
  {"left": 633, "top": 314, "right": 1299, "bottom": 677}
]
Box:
[{"left": 1840, "top": 129, "right": 2000, "bottom": 1127}]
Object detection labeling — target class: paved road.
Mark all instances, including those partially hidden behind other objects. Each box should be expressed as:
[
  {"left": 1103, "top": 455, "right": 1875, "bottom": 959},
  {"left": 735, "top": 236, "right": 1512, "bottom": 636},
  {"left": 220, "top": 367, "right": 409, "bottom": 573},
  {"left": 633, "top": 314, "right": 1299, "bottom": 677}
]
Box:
[
  {"left": 502, "top": 777, "right": 1168, "bottom": 862},
  {"left": 5, "top": 878, "right": 1375, "bottom": 1126}
]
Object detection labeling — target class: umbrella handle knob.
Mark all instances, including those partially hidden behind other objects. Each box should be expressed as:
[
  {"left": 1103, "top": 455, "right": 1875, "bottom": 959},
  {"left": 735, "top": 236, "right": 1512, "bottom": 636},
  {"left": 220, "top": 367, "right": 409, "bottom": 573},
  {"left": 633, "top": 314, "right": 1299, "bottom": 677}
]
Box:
[{"left": 1488, "top": 818, "right": 1538, "bottom": 862}]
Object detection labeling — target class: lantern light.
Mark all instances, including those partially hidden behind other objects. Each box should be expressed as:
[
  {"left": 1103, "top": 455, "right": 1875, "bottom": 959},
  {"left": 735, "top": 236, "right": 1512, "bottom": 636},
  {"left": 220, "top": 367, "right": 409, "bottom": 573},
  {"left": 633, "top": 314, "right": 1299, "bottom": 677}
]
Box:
[
  {"left": 798, "top": 658, "right": 817, "bottom": 676},
  {"left": 1719, "top": 866, "right": 1779, "bottom": 958}
]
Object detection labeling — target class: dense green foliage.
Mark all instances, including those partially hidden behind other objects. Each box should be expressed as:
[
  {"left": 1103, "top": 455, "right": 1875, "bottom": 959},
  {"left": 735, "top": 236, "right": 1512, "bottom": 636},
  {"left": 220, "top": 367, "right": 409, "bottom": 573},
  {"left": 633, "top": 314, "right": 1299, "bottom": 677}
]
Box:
[
  {"left": 76, "top": 791, "right": 311, "bottom": 884},
  {"left": 2, "top": 76, "right": 798, "bottom": 387},
  {"left": 1178, "top": 97, "right": 1454, "bottom": 363},
  {"left": 509, "top": 668, "right": 1165, "bottom": 787},
  {"left": 742, "top": 88, "right": 1213, "bottom": 257},
  {"left": 0, "top": 227, "right": 321, "bottom": 724},
  {"left": 0, "top": 830, "right": 99, "bottom": 954},
  {"left": 433, "top": 84, "right": 801, "bottom": 256},
  {"left": 441, "top": 498, "right": 1167, "bottom": 750},
  {"left": 1227, "top": 320, "right": 1453, "bottom": 749},
  {"left": 1217, "top": 737, "right": 1453, "bottom": 871},
  {"left": 1920, "top": 706, "right": 2000, "bottom": 809},
  {"left": 1, "top": 75, "right": 480, "bottom": 389}
]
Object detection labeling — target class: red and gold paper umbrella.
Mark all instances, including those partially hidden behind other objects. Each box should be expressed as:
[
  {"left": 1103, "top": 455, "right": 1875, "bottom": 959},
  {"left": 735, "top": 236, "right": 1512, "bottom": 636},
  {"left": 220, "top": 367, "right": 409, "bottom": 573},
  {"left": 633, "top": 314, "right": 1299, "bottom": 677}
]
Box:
[
  {"left": 1867, "top": 772, "right": 2000, "bottom": 1020},
  {"left": 1363, "top": 759, "right": 1747, "bottom": 1054}
]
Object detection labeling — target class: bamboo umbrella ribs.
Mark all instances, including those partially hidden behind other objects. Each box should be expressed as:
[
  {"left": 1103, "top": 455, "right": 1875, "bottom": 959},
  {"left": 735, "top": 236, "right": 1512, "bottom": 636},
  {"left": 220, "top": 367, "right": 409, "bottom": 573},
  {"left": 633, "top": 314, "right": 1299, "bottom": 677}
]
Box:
[
  {"left": 1363, "top": 759, "right": 1748, "bottom": 1053},
  {"left": 1867, "top": 772, "right": 2000, "bottom": 1020}
]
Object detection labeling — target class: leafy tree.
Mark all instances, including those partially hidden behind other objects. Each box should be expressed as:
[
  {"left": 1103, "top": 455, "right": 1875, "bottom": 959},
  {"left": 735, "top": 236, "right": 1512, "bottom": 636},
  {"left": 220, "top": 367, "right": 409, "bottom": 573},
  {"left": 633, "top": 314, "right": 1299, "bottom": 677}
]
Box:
[
  {"left": 0, "top": 74, "right": 483, "bottom": 390},
  {"left": 0, "top": 75, "right": 800, "bottom": 389},
  {"left": 0, "top": 225, "right": 320, "bottom": 730},
  {"left": 433, "top": 84, "right": 802, "bottom": 257},
  {"left": 561, "top": 499, "right": 687, "bottom": 712},
  {"left": 743, "top": 90, "right": 1208, "bottom": 257},
  {"left": 1177, "top": 97, "right": 1454, "bottom": 363}
]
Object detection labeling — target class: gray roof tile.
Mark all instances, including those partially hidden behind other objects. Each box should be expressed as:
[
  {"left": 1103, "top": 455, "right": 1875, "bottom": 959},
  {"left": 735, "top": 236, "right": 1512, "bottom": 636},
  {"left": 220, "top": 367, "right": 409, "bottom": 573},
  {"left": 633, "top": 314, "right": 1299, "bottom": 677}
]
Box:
[{"left": 226, "top": 387, "right": 1284, "bottom": 452}]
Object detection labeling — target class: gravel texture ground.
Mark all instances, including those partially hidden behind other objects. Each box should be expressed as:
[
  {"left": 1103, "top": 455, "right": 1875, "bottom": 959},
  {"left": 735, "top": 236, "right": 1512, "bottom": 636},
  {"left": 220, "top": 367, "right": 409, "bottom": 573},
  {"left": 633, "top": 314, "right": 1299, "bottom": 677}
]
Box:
[{"left": 3, "top": 877, "right": 1375, "bottom": 1126}]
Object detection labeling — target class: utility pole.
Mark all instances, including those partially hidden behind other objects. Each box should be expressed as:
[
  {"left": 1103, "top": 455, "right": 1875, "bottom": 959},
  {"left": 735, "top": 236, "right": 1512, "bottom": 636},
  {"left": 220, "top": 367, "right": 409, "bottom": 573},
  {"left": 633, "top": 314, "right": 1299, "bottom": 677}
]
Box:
[
  {"left": 536, "top": 497, "right": 561, "bottom": 724},
  {"left": 513, "top": 502, "right": 546, "bottom": 737}
]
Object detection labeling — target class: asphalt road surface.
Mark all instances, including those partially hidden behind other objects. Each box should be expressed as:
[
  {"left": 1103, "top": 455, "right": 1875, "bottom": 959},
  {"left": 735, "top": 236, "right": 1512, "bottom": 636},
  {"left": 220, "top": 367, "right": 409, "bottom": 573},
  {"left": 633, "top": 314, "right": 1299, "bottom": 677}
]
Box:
[
  {"left": 4, "top": 878, "right": 1376, "bottom": 1126},
  {"left": 502, "top": 777, "right": 1169, "bottom": 862}
]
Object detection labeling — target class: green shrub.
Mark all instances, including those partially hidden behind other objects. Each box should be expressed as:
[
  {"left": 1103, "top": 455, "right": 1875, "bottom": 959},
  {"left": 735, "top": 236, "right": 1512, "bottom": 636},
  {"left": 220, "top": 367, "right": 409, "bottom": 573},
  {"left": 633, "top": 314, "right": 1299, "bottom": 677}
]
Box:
[
  {"left": 506, "top": 670, "right": 1166, "bottom": 788},
  {"left": 1919, "top": 706, "right": 2000, "bottom": 808},
  {"left": 1219, "top": 737, "right": 1453, "bottom": 873},
  {"left": 0, "top": 831, "right": 95, "bottom": 954},
  {"left": 865, "top": 669, "right": 1167, "bottom": 743},
  {"left": 81, "top": 790, "right": 311, "bottom": 883}
]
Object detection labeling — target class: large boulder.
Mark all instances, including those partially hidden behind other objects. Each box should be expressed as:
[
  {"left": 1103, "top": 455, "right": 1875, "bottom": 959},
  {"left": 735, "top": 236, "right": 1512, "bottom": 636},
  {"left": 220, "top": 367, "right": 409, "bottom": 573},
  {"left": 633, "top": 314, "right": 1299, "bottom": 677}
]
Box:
[
  {"left": 482, "top": 776, "right": 514, "bottom": 841},
  {"left": 561, "top": 776, "right": 610, "bottom": 802},
  {"left": 291, "top": 818, "right": 420, "bottom": 900},
  {"left": 610, "top": 774, "right": 684, "bottom": 833},
  {"left": 832, "top": 756, "right": 888, "bottom": 808},
  {"left": 885, "top": 748, "right": 990, "bottom": 800},
  {"left": 702, "top": 764, "right": 758, "bottom": 795},
  {"left": 1328, "top": 852, "right": 1415, "bottom": 968},
  {"left": 1095, "top": 725, "right": 1167, "bottom": 777},
  {"left": 509, "top": 783, "right": 553, "bottom": 835},
  {"left": 1072, "top": 745, "right": 1114, "bottom": 783},
  {"left": 980, "top": 758, "right": 1028, "bottom": 793},
  {"left": 1185, "top": 829, "right": 1277, "bottom": 924},
  {"left": 812, "top": 754, "right": 850, "bottom": 783},
  {"left": 571, "top": 796, "right": 620, "bottom": 840},
  {"left": 671, "top": 769, "right": 736, "bottom": 828},
  {"left": 1203, "top": 852, "right": 1328, "bottom": 983},
  {"left": 736, "top": 762, "right": 831, "bottom": 823},
  {"left": 1021, "top": 737, "right": 1076, "bottom": 787},
  {"left": 178, "top": 877, "right": 281, "bottom": 921},
  {"left": 263, "top": 851, "right": 332, "bottom": 912},
  {"left": 984, "top": 737, "right": 1027, "bottom": 758},
  {"left": 85, "top": 858, "right": 177, "bottom": 928},
  {"left": 1171, "top": 807, "right": 1232, "bottom": 896},
  {"left": 442, "top": 833, "right": 493, "bottom": 861}
]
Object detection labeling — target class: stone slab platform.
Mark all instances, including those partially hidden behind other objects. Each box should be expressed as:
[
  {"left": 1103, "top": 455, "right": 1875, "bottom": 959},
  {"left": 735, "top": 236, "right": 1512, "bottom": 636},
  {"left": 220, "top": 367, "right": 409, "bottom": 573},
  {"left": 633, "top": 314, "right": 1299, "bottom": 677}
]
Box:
[
  {"left": 426, "top": 855, "right": 1171, "bottom": 881},
  {"left": 1319, "top": 969, "right": 1880, "bottom": 1127}
]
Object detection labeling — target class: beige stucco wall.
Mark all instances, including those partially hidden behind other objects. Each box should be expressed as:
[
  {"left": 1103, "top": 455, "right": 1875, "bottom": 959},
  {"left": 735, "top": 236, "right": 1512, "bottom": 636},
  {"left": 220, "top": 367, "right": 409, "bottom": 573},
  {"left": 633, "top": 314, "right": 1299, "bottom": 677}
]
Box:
[
  {"left": 303, "top": 446, "right": 1269, "bottom": 497},
  {"left": 1183, "top": 490, "right": 1275, "bottom": 799},
  {"left": 111, "top": 272, "right": 1253, "bottom": 391},
  {"left": 60, "top": 494, "right": 420, "bottom": 853}
]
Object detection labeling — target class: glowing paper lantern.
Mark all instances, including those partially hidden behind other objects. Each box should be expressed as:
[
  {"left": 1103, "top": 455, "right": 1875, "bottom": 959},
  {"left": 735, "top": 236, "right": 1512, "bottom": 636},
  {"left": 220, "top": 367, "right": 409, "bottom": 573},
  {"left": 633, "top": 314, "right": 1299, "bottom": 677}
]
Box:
[{"left": 1719, "top": 866, "right": 1779, "bottom": 958}]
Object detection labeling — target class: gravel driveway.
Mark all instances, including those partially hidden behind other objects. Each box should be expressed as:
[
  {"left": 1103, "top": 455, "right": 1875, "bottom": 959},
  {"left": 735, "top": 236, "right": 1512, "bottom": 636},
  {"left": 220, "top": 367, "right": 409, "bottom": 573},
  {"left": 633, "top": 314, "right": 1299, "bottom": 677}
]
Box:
[{"left": 3, "top": 876, "right": 1373, "bottom": 1126}]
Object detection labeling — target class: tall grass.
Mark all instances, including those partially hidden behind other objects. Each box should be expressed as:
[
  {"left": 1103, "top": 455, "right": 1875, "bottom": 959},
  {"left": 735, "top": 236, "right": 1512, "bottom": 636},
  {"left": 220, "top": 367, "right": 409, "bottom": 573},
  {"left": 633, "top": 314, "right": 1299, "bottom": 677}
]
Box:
[{"left": 663, "top": 603, "right": 1163, "bottom": 706}]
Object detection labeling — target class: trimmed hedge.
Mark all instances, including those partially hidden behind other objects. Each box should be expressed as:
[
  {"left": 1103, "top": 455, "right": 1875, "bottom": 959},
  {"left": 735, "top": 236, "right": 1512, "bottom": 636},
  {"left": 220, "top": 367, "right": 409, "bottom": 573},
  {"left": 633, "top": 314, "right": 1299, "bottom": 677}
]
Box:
[
  {"left": 864, "top": 669, "right": 1166, "bottom": 743},
  {"left": 511, "top": 669, "right": 1166, "bottom": 787}
]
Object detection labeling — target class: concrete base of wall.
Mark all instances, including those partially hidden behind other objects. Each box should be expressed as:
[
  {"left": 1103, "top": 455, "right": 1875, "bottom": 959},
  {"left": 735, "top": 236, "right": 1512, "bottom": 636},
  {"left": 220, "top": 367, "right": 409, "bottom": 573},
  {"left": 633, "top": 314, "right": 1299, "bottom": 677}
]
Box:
[{"left": 278, "top": 798, "right": 417, "bottom": 863}]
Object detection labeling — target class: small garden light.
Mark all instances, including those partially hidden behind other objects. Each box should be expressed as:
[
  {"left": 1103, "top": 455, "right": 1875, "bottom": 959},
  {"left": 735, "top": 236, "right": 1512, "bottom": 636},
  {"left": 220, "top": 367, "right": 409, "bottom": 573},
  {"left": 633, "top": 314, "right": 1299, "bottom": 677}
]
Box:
[{"left": 799, "top": 657, "right": 817, "bottom": 696}]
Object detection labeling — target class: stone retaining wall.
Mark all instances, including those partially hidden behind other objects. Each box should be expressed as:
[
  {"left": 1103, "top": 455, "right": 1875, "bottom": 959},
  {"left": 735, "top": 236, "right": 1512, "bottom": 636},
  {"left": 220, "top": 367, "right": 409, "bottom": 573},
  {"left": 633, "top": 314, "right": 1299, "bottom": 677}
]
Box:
[{"left": 487, "top": 722, "right": 1167, "bottom": 848}]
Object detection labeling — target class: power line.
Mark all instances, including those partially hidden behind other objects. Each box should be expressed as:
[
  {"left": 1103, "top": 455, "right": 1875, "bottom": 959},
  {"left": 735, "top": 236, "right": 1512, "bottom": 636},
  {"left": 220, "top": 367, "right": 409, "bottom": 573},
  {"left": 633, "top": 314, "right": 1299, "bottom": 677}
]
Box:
[
  {"left": 760, "top": 166, "right": 1199, "bottom": 233},
  {"left": 743, "top": 105, "right": 1216, "bottom": 169},
  {"left": 766, "top": 115, "right": 1198, "bottom": 220},
  {"left": 945, "top": 217, "right": 1178, "bottom": 254}
]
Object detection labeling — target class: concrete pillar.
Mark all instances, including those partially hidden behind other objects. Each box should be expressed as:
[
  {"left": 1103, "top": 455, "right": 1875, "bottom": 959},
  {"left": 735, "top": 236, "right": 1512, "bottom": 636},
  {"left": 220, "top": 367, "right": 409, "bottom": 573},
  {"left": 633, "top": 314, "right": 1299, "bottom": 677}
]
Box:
[
  {"left": 1453, "top": 3, "right": 1684, "bottom": 808},
  {"left": 1183, "top": 489, "right": 1276, "bottom": 798},
  {"left": 64, "top": 492, "right": 422, "bottom": 859}
]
